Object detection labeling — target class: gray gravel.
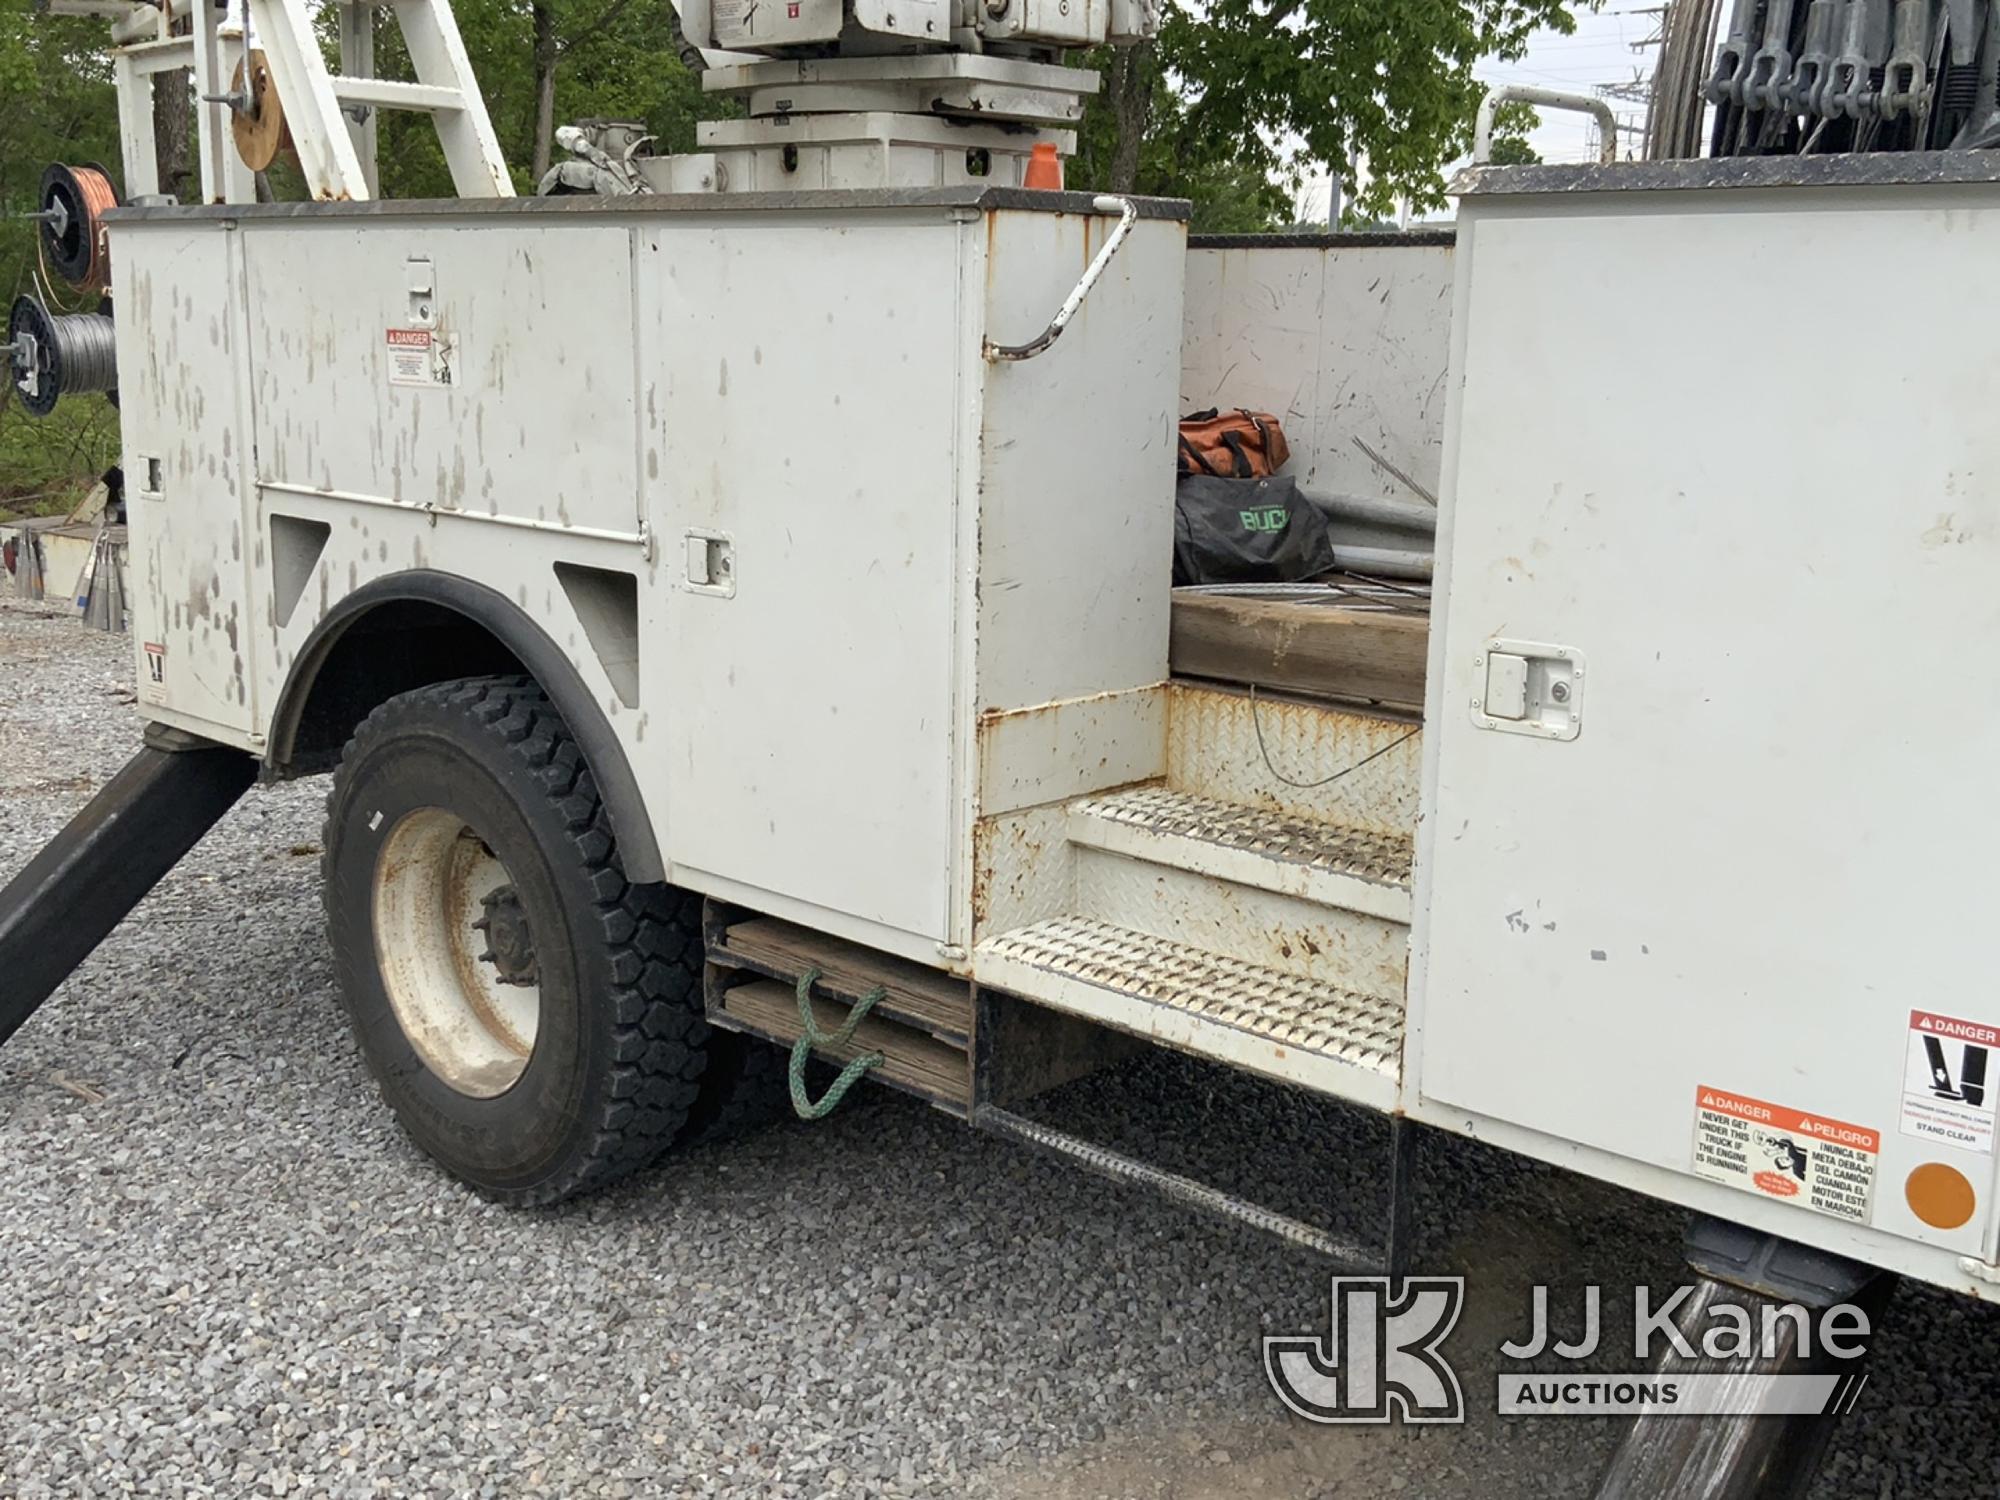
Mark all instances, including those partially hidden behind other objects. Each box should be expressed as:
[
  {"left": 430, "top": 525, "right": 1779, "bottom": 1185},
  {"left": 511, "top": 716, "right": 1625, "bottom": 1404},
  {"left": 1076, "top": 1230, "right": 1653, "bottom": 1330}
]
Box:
[{"left": 2, "top": 593, "right": 1997, "bottom": 1498}]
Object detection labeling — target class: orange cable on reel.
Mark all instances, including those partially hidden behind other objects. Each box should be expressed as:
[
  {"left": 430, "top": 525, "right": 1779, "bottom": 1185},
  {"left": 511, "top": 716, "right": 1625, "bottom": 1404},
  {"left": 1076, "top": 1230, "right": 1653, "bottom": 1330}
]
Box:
[{"left": 37, "top": 163, "right": 119, "bottom": 295}]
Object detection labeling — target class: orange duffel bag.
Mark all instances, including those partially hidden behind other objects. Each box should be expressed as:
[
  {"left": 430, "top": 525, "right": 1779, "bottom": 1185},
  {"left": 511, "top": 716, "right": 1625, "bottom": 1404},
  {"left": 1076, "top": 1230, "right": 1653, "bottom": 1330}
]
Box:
[{"left": 1176, "top": 408, "right": 1292, "bottom": 479}]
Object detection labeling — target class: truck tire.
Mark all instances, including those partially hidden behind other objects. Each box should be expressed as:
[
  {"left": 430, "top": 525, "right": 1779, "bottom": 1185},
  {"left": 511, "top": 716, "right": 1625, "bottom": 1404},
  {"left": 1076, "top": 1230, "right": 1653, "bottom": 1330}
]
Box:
[
  {"left": 322, "top": 675, "right": 706, "bottom": 1205},
  {"left": 683, "top": 1031, "right": 792, "bottom": 1145}
]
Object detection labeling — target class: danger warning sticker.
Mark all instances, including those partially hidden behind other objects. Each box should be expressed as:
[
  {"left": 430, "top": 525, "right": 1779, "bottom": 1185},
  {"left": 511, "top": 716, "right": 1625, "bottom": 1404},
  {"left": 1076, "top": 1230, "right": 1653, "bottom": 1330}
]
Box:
[
  {"left": 140, "top": 641, "right": 167, "bottom": 705},
  {"left": 1692, "top": 1087, "right": 1878, "bottom": 1224},
  {"left": 385, "top": 328, "right": 455, "bottom": 388},
  {"left": 1901, "top": 1010, "right": 1997, "bottom": 1155}
]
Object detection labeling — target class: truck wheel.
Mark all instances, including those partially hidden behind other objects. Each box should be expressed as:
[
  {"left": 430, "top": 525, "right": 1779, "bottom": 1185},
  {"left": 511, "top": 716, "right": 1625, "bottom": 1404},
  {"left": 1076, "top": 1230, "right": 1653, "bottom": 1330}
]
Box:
[
  {"left": 684, "top": 1031, "right": 792, "bottom": 1145},
  {"left": 322, "top": 675, "right": 706, "bottom": 1205}
]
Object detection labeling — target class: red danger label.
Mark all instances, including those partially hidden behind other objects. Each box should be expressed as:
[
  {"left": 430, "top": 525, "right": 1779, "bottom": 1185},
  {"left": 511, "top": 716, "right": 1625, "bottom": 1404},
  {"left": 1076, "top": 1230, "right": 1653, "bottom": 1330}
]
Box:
[
  {"left": 1910, "top": 1010, "right": 2000, "bottom": 1049},
  {"left": 1903, "top": 1010, "right": 1998, "bottom": 1155},
  {"left": 1693, "top": 1086, "right": 1879, "bottom": 1224},
  {"left": 385, "top": 327, "right": 444, "bottom": 387},
  {"left": 1694, "top": 1088, "right": 1879, "bottom": 1152}
]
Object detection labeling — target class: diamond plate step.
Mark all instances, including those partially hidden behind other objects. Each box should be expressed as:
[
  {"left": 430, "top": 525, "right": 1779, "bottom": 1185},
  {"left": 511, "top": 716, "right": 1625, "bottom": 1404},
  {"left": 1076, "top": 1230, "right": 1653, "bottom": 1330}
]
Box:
[
  {"left": 1069, "top": 785, "right": 1414, "bottom": 924},
  {"left": 974, "top": 916, "right": 1403, "bottom": 1109}
]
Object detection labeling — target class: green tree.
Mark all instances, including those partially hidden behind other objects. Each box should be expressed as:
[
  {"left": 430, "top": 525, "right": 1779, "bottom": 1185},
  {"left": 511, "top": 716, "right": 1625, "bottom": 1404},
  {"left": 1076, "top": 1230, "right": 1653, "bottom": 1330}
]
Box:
[
  {"left": 360, "top": 0, "right": 728, "bottom": 196},
  {"left": 1484, "top": 98, "right": 1543, "bottom": 165},
  {"left": 1070, "top": 45, "right": 1291, "bottom": 232},
  {"left": 1078, "top": 1, "right": 1588, "bottom": 226}
]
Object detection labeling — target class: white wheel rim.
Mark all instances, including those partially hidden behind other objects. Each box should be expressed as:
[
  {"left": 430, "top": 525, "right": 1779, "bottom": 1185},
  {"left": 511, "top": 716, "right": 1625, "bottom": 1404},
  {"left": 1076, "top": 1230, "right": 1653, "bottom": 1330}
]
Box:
[{"left": 372, "top": 808, "right": 542, "bottom": 1098}]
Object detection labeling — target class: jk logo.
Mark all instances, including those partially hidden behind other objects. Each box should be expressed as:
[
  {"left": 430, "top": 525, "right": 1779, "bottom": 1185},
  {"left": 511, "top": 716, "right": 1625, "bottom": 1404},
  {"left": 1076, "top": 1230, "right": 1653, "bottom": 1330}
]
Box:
[{"left": 1264, "top": 1277, "right": 1466, "bottom": 1424}]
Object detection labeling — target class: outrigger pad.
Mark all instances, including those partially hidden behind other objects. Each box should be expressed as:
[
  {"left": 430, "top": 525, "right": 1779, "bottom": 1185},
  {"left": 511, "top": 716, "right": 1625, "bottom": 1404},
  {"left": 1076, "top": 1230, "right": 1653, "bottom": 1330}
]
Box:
[
  {"left": 1591, "top": 1216, "right": 1895, "bottom": 1500},
  {"left": 1683, "top": 1212, "right": 1880, "bottom": 1309},
  {"left": 0, "top": 730, "right": 257, "bottom": 1047}
]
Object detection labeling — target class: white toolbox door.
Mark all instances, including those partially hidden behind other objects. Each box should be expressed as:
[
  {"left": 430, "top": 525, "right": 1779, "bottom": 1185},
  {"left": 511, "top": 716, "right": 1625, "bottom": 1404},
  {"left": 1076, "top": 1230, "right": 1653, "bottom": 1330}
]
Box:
[{"left": 1415, "top": 191, "right": 2000, "bottom": 1257}]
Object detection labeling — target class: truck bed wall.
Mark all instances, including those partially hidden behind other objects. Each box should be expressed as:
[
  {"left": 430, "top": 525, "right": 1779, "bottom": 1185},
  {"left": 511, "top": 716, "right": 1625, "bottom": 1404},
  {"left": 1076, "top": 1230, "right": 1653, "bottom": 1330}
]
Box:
[
  {"left": 109, "top": 194, "right": 1186, "bottom": 967},
  {"left": 1179, "top": 232, "right": 1454, "bottom": 507}
]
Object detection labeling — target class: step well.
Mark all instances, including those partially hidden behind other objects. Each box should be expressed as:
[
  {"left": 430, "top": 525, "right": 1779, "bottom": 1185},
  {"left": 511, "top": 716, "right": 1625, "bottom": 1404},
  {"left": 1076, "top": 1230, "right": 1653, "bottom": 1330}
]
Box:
[
  {"left": 1070, "top": 784, "right": 1413, "bottom": 923},
  {"left": 974, "top": 916, "right": 1403, "bottom": 1110},
  {"left": 1072, "top": 843, "right": 1410, "bottom": 1000},
  {"left": 1166, "top": 682, "right": 1422, "bottom": 838}
]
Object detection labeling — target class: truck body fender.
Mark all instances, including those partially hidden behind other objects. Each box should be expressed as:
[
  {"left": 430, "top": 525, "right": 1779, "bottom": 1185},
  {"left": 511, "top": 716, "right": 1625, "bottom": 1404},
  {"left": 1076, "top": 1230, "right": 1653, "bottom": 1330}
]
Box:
[{"left": 266, "top": 570, "right": 665, "bottom": 884}]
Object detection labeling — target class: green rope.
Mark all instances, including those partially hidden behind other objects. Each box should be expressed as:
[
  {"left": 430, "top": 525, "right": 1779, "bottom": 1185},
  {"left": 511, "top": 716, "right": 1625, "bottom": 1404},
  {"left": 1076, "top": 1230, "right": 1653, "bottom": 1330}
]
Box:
[{"left": 788, "top": 967, "right": 889, "bottom": 1121}]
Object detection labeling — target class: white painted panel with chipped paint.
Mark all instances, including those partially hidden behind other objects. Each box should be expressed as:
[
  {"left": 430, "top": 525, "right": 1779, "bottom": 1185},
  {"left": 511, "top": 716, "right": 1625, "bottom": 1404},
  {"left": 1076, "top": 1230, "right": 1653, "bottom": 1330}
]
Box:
[
  {"left": 640, "top": 212, "right": 962, "bottom": 942},
  {"left": 240, "top": 223, "right": 640, "bottom": 536},
  {"left": 1413, "top": 182, "right": 2000, "bottom": 1272},
  {"left": 977, "top": 208, "right": 1182, "bottom": 715},
  {"left": 1180, "top": 236, "right": 1453, "bottom": 505},
  {"left": 112, "top": 226, "right": 259, "bottom": 734},
  {"left": 108, "top": 196, "right": 1188, "bottom": 967}
]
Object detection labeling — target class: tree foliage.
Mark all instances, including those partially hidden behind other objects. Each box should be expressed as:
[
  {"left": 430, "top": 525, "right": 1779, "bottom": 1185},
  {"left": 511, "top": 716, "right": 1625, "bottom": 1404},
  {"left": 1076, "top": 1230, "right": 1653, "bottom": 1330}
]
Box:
[
  {"left": 346, "top": 0, "right": 733, "bottom": 198},
  {"left": 0, "top": 0, "right": 117, "bottom": 298},
  {"left": 1070, "top": 44, "right": 1292, "bottom": 233},
  {"left": 1485, "top": 99, "right": 1544, "bottom": 166},
  {"left": 1072, "top": 0, "right": 1586, "bottom": 225}
]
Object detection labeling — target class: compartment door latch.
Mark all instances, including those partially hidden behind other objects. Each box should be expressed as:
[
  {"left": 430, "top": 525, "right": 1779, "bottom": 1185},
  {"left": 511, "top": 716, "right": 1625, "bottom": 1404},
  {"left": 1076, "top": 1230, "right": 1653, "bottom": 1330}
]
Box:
[{"left": 1470, "top": 639, "right": 1584, "bottom": 741}]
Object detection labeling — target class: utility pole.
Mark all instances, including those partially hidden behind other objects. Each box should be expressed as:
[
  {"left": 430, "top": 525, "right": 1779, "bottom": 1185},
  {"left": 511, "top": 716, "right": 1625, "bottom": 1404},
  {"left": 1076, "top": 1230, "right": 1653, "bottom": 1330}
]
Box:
[
  {"left": 1593, "top": 5, "right": 1670, "bottom": 163},
  {"left": 1325, "top": 138, "right": 1350, "bottom": 227}
]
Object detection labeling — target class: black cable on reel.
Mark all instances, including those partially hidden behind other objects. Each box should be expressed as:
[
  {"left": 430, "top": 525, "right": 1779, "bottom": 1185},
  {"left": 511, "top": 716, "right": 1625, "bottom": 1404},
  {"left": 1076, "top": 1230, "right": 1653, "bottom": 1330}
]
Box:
[{"left": 5, "top": 297, "right": 118, "bottom": 418}]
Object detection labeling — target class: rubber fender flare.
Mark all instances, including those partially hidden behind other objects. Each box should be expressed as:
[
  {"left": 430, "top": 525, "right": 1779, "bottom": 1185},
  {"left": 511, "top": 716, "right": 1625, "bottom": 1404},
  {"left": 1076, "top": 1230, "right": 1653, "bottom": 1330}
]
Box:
[{"left": 267, "top": 570, "right": 664, "bottom": 883}]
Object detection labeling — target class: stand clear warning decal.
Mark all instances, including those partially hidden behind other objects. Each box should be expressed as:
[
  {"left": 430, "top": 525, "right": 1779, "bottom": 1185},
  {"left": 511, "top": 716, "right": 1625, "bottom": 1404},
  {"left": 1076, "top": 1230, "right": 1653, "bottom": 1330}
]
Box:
[
  {"left": 141, "top": 641, "right": 166, "bottom": 705},
  {"left": 1692, "top": 1087, "right": 1878, "bottom": 1224},
  {"left": 1901, "top": 1010, "right": 1997, "bottom": 1155}
]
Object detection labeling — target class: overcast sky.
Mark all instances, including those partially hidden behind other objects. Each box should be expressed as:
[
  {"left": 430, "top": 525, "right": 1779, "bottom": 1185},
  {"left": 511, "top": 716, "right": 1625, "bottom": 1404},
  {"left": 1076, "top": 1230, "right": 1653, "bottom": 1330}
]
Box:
[{"left": 1292, "top": 1, "right": 1672, "bottom": 221}]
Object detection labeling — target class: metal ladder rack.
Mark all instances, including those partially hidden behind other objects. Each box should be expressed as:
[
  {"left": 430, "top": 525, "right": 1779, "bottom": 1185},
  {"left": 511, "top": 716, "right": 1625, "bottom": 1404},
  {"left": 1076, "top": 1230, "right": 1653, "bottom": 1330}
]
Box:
[
  {"left": 251, "top": 0, "right": 512, "bottom": 200},
  {"left": 53, "top": 0, "right": 512, "bottom": 203}
]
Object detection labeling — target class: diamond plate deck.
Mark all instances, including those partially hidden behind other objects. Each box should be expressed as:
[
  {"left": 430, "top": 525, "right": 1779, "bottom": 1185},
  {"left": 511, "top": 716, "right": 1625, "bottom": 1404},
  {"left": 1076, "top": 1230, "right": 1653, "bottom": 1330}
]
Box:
[
  {"left": 1073, "top": 786, "right": 1414, "bottom": 890},
  {"left": 976, "top": 916, "right": 1404, "bottom": 1090}
]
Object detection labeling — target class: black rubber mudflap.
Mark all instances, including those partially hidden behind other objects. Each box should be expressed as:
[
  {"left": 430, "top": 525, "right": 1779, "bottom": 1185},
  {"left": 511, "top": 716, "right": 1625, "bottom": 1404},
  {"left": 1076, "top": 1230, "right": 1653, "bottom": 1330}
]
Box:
[{"left": 0, "top": 734, "right": 257, "bottom": 1046}]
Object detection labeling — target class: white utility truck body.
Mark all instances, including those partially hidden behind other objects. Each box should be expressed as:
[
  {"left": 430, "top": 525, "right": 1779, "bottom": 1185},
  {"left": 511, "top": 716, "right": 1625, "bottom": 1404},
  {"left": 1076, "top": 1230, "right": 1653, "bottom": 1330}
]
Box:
[
  {"left": 114, "top": 190, "right": 1186, "bottom": 964},
  {"left": 9, "top": 2, "right": 2000, "bottom": 1486},
  {"left": 106, "top": 154, "right": 2000, "bottom": 1304}
]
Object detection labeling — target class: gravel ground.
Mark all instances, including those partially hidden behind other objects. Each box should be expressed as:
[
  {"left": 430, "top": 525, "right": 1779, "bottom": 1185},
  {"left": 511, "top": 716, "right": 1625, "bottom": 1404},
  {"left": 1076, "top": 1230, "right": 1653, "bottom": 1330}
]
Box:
[{"left": 2, "top": 594, "right": 1998, "bottom": 1498}]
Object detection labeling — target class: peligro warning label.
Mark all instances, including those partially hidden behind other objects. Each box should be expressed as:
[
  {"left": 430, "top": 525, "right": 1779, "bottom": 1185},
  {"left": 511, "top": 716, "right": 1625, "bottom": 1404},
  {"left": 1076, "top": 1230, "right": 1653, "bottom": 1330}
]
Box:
[
  {"left": 1692, "top": 1087, "right": 1878, "bottom": 1224},
  {"left": 1902, "top": 1009, "right": 1998, "bottom": 1154}
]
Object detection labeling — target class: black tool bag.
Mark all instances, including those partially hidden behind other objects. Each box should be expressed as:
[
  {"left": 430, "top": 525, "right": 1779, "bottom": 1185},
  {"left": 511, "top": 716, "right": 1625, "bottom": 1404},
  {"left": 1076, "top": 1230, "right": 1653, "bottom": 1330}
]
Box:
[{"left": 1173, "top": 473, "right": 1337, "bottom": 586}]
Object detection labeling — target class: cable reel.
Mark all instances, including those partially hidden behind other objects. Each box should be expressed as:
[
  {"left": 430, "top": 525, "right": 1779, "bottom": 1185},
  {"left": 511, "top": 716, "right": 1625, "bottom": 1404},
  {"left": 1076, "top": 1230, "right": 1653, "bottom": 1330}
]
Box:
[
  {"left": 37, "top": 163, "right": 120, "bottom": 294},
  {"left": 5, "top": 297, "right": 119, "bottom": 419},
  {"left": 229, "top": 50, "right": 293, "bottom": 173}
]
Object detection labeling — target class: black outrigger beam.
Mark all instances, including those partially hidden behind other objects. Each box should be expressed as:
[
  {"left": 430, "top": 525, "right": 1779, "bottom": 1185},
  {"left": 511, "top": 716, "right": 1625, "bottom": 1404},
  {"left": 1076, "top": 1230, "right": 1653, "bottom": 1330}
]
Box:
[
  {"left": 1593, "top": 1216, "right": 1893, "bottom": 1500},
  {"left": 0, "top": 724, "right": 257, "bottom": 1046}
]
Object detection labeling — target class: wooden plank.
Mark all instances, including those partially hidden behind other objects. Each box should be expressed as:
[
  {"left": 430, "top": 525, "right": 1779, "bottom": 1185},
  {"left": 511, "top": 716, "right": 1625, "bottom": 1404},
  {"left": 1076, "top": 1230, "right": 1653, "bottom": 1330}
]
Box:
[
  {"left": 717, "top": 918, "right": 973, "bottom": 1043},
  {"left": 1170, "top": 592, "right": 1429, "bottom": 707},
  {"left": 720, "top": 979, "right": 971, "bottom": 1112}
]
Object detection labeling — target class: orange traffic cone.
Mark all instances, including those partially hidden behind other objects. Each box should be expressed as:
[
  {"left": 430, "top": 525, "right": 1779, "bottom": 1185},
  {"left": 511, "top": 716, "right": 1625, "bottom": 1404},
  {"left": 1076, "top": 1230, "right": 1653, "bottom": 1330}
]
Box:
[{"left": 1023, "top": 143, "right": 1064, "bottom": 191}]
